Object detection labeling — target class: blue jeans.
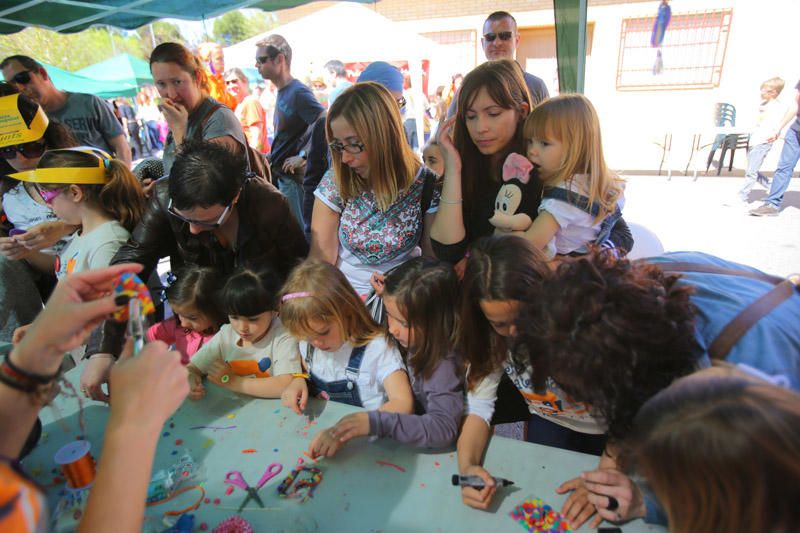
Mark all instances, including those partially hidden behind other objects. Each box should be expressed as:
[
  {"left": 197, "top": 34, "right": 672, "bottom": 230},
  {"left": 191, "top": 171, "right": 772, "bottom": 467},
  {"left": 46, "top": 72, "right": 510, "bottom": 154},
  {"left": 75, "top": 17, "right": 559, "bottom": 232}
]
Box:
[
  {"left": 763, "top": 128, "right": 800, "bottom": 208},
  {"left": 277, "top": 174, "right": 305, "bottom": 230},
  {"left": 739, "top": 142, "right": 773, "bottom": 200},
  {"left": 526, "top": 414, "right": 607, "bottom": 456}
]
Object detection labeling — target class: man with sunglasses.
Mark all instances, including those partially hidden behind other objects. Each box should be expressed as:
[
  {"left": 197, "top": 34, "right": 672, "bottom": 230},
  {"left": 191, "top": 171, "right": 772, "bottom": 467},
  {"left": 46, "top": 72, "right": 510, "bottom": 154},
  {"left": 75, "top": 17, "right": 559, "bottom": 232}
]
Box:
[
  {"left": 255, "top": 34, "right": 324, "bottom": 231},
  {"left": 447, "top": 11, "right": 549, "bottom": 117},
  {"left": 1, "top": 55, "right": 132, "bottom": 167}
]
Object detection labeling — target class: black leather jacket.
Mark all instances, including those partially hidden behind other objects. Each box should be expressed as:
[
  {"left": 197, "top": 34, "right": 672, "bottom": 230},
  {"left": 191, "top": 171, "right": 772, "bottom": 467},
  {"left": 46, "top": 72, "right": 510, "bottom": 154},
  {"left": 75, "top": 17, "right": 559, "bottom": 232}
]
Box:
[{"left": 88, "top": 177, "right": 308, "bottom": 357}]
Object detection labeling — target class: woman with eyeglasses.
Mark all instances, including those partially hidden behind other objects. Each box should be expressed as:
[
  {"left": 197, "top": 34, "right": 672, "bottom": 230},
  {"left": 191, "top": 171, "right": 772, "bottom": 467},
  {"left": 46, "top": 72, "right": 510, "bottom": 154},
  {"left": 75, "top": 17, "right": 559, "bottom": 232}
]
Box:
[
  {"left": 149, "top": 43, "right": 247, "bottom": 176},
  {"left": 224, "top": 68, "right": 269, "bottom": 155},
  {"left": 79, "top": 139, "right": 307, "bottom": 402},
  {"left": 0, "top": 89, "right": 79, "bottom": 340},
  {"left": 309, "top": 81, "right": 439, "bottom": 297}
]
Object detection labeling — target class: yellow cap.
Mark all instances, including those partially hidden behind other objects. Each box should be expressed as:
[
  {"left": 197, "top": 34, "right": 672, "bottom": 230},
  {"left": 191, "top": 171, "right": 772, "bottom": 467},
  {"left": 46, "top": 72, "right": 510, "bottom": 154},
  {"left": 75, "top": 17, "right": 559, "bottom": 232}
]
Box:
[
  {"left": 0, "top": 94, "right": 49, "bottom": 148},
  {"left": 8, "top": 146, "right": 111, "bottom": 185}
]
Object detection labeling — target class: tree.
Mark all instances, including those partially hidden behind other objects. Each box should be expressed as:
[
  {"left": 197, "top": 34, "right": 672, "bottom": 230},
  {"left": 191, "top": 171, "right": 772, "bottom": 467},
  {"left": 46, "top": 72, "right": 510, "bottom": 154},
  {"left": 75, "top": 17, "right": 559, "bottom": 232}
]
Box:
[
  {"left": 213, "top": 11, "right": 250, "bottom": 45},
  {"left": 138, "top": 21, "right": 185, "bottom": 56}
]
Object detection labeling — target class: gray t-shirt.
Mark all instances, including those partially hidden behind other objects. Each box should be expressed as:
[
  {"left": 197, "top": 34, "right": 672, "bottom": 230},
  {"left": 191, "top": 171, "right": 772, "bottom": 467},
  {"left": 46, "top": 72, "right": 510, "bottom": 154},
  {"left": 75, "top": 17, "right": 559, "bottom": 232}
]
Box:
[
  {"left": 161, "top": 97, "right": 246, "bottom": 175},
  {"left": 49, "top": 92, "right": 123, "bottom": 154}
]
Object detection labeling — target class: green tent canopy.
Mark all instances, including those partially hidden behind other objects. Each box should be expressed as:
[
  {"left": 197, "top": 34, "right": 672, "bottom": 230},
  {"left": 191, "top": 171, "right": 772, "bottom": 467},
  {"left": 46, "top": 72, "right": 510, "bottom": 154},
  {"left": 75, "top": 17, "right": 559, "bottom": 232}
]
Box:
[
  {"left": 76, "top": 53, "right": 153, "bottom": 88},
  {"left": 43, "top": 61, "right": 138, "bottom": 98}
]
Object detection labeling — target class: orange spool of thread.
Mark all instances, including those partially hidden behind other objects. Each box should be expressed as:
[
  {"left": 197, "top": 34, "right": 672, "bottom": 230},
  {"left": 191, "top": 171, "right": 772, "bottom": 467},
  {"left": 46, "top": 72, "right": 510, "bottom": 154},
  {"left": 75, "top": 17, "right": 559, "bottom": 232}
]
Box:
[{"left": 54, "top": 440, "right": 96, "bottom": 489}]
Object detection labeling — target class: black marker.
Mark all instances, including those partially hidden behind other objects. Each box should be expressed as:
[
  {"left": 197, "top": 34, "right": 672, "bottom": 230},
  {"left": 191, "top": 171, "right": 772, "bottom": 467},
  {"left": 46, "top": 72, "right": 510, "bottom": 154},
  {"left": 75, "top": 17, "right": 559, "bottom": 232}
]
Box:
[{"left": 451, "top": 474, "right": 514, "bottom": 488}]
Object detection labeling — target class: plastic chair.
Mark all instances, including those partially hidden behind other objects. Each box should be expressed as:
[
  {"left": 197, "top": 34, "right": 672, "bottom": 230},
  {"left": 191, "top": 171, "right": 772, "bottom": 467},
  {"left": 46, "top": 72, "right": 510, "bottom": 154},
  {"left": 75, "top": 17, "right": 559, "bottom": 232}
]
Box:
[
  {"left": 705, "top": 103, "right": 736, "bottom": 173},
  {"left": 717, "top": 134, "right": 750, "bottom": 175}
]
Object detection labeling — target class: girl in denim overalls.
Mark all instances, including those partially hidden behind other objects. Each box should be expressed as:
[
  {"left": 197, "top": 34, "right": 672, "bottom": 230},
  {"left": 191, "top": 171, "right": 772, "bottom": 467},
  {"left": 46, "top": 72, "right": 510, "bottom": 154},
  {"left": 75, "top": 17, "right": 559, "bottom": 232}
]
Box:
[{"left": 279, "top": 260, "right": 414, "bottom": 440}]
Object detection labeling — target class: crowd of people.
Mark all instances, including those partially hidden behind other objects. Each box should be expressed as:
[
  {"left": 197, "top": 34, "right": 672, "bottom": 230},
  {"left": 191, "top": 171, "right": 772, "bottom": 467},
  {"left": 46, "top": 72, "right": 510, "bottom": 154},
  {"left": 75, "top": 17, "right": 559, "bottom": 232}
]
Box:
[{"left": 0, "top": 9, "right": 799, "bottom": 533}]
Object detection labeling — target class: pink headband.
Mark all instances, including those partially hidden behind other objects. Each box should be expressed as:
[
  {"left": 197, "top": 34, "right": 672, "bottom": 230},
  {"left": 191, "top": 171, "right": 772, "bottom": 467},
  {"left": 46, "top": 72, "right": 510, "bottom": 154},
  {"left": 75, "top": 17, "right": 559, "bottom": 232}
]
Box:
[{"left": 281, "top": 291, "right": 313, "bottom": 303}]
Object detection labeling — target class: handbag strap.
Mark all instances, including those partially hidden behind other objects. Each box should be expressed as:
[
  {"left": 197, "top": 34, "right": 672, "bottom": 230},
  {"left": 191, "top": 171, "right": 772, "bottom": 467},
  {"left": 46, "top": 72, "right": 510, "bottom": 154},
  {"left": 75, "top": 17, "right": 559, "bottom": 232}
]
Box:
[{"left": 663, "top": 262, "right": 798, "bottom": 359}]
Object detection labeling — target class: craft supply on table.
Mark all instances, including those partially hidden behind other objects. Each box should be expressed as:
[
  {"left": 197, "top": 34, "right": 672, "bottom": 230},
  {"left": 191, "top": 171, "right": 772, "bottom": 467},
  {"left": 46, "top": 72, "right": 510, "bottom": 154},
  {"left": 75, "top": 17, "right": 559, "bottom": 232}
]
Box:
[
  {"left": 212, "top": 516, "right": 255, "bottom": 533},
  {"left": 276, "top": 465, "right": 323, "bottom": 503},
  {"left": 509, "top": 497, "right": 572, "bottom": 532},
  {"left": 452, "top": 474, "right": 515, "bottom": 488},
  {"left": 224, "top": 463, "right": 283, "bottom": 513},
  {"left": 146, "top": 451, "right": 203, "bottom": 503},
  {"left": 54, "top": 440, "right": 95, "bottom": 489}
]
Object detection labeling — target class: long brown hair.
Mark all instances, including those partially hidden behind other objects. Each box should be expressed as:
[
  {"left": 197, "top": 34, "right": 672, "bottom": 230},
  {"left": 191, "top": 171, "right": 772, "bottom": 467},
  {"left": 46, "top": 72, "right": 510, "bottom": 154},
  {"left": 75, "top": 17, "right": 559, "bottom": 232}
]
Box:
[
  {"left": 326, "top": 82, "right": 420, "bottom": 212},
  {"left": 454, "top": 60, "right": 531, "bottom": 241},
  {"left": 279, "top": 260, "right": 382, "bottom": 347},
  {"left": 384, "top": 257, "right": 460, "bottom": 380},
  {"left": 149, "top": 42, "right": 210, "bottom": 94},
  {"left": 460, "top": 235, "right": 549, "bottom": 389},
  {"left": 37, "top": 149, "right": 145, "bottom": 231},
  {"left": 631, "top": 373, "right": 800, "bottom": 533}
]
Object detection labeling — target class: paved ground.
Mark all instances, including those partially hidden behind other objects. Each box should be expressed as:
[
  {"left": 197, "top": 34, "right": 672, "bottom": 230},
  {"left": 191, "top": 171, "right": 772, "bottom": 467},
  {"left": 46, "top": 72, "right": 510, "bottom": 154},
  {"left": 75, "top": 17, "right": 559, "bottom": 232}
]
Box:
[{"left": 622, "top": 174, "right": 800, "bottom": 276}]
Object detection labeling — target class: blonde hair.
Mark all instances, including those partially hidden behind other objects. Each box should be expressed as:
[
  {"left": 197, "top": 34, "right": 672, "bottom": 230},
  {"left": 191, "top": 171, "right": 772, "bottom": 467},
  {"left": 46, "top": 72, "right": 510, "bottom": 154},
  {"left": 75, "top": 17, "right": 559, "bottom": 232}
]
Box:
[
  {"left": 279, "top": 260, "right": 382, "bottom": 347},
  {"left": 326, "top": 82, "right": 420, "bottom": 212},
  {"left": 632, "top": 374, "right": 800, "bottom": 533},
  {"left": 524, "top": 94, "right": 623, "bottom": 221},
  {"left": 37, "top": 150, "right": 144, "bottom": 231},
  {"left": 761, "top": 76, "right": 785, "bottom": 94}
]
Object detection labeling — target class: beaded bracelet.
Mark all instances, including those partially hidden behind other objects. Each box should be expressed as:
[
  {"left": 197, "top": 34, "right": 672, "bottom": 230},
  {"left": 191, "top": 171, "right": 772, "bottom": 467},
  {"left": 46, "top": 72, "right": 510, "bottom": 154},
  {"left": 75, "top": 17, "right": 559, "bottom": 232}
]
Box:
[
  {"left": 0, "top": 353, "right": 61, "bottom": 394},
  {"left": 3, "top": 352, "right": 59, "bottom": 384}
]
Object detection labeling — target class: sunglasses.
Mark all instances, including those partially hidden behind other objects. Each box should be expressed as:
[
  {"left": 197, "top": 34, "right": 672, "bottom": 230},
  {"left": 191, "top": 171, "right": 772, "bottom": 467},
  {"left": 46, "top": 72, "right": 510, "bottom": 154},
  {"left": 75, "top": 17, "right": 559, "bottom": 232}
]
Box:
[
  {"left": 35, "top": 185, "right": 66, "bottom": 205},
  {"left": 255, "top": 55, "right": 277, "bottom": 65},
  {"left": 0, "top": 140, "right": 46, "bottom": 160},
  {"left": 328, "top": 140, "right": 366, "bottom": 154},
  {"left": 484, "top": 31, "right": 514, "bottom": 42},
  {"left": 167, "top": 186, "right": 242, "bottom": 230},
  {"left": 396, "top": 95, "right": 407, "bottom": 110},
  {"left": 7, "top": 70, "right": 33, "bottom": 85}
]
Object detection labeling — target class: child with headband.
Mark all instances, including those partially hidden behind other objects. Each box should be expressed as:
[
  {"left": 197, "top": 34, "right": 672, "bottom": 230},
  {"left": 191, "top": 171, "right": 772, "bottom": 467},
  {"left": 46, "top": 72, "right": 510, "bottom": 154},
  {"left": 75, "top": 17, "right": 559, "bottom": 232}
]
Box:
[
  {"left": 310, "top": 257, "right": 463, "bottom": 458},
  {"left": 187, "top": 266, "right": 302, "bottom": 400},
  {"left": 9, "top": 147, "right": 145, "bottom": 279},
  {"left": 279, "top": 260, "right": 413, "bottom": 433}
]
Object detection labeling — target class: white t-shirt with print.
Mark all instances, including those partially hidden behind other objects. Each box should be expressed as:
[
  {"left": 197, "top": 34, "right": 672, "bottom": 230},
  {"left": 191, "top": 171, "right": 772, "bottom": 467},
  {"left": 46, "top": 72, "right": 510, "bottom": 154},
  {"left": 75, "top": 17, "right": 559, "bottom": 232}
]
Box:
[
  {"left": 2, "top": 182, "right": 72, "bottom": 255},
  {"left": 299, "top": 336, "right": 405, "bottom": 410},
  {"left": 192, "top": 318, "right": 301, "bottom": 377},
  {"left": 55, "top": 220, "right": 129, "bottom": 278},
  {"left": 467, "top": 353, "right": 605, "bottom": 434}
]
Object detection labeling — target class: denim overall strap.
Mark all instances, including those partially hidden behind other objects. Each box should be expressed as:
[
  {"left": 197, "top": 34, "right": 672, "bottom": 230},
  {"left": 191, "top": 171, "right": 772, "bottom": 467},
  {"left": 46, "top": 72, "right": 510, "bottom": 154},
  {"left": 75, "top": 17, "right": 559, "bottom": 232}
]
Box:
[
  {"left": 305, "top": 344, "right": 367, "bottom": 407},
  {"left": 541, "top": 187, "right": 621, "bottom": 247}
]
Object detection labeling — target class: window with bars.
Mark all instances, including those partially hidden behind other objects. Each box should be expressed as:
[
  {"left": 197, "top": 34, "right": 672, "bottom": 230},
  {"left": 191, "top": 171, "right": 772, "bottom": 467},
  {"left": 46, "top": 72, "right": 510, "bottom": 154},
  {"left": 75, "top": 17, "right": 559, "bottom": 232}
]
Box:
[{"left": 616, "top": 9, "right": 732, "bottom": 91}]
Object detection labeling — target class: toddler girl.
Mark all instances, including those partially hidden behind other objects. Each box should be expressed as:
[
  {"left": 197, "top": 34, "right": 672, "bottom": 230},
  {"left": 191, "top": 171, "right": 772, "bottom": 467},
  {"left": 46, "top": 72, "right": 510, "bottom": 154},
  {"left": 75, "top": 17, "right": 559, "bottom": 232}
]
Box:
[
  {"left": 146, "top": 266, "right": 226, "bottom": 361},
  {"left": 522, "top": 94, "right": 625, "bottom": 257},
  {"left": 187, "top": 266, "right": 302, "bottom": 400},
  {"left": 311, "top": 257, "right": 463, "bottom": 458},
  {"left": 279, "top": 260, "right": 413, "bottom": 431},
  {"left": 10, "top": 147, "right": 144, "bottom": 278}
]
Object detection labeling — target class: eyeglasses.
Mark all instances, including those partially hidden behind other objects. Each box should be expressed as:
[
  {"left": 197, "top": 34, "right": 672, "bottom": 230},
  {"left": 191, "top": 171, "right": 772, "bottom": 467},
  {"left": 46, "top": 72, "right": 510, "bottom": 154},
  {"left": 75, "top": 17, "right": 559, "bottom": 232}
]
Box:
[
  {"left": 255, "top": 55, "right": 277, "bottom": 65},
  {"left": 167, "top": 186, "right": 242, "bottom": 230},
  {"left": 328, "top": 141, "right": 366, "bottom": 154},
  {"left": 395, "top": 95, "right": 406, "bottom": 110},
  {"left": 7, "top": 70, "right": 33, "bottom": 85},
  {"left": 483, "top": 31, "right": 514, "bottom": 42},
  {"left": 0, "top": 140, "right": 46, "bottom": 160},
  {"left": 35, "top": 185, "right": 66, "bottom": 205}
]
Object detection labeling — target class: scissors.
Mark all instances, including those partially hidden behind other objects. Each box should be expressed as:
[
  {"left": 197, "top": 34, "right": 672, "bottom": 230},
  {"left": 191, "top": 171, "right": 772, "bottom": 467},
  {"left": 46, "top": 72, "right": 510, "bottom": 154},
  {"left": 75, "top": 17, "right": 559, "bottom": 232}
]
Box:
[{"left": 224, "top": 463, "right": 283, "bottom": 512}]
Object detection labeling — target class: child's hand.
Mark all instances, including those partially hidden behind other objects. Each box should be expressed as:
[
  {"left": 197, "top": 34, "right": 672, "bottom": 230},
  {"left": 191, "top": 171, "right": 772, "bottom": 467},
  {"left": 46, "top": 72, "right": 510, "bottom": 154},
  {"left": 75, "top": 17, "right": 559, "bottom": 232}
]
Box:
[
  {"left": 11, "top": 324, "right": 31, "bottom": 345},
  {"left": 460, "top": 464, "right": 497, "bottom": 510},
  {"left": 281, "top": 377, "right": 308, "bottom": 415},
  {"left": 308, "top": 427, "right": 343, "bottom": 459},
  {"left": 331, "top": 412, "right": 370, "bottom": 443},
  {"left": 188, "top": 372, "right": 205, "bottom": 401},
  {"left": 369, "top": 272, "right": 386, "bottom": 296},
  {"left": 206, "top": 358, "right": 235, "bottom": 389}
]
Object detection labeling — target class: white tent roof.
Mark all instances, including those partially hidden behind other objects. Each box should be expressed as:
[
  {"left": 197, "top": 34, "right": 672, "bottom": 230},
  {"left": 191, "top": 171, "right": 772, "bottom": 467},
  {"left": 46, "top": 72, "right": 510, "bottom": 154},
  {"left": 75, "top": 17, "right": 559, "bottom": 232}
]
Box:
[{"left": 224, "top": 2, "right": 442, "bottom": 74}]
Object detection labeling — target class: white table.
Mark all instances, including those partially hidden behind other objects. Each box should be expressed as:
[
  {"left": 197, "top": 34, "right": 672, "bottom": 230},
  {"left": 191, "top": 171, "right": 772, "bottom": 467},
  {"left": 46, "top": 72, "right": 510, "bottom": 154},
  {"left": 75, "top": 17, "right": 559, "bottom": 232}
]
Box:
[{"left": 26, "top": 364, "right": 666, "bottom": 532}]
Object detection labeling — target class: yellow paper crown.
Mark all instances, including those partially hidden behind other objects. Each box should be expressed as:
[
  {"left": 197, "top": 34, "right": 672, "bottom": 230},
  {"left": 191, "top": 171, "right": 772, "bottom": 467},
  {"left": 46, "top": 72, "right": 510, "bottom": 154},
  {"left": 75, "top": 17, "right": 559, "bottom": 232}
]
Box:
[
  {"left": 8, "top": 146, "right": 112, "bottom": 185},
  {"left": 0, "top": 93, "right": 49, "bottom": 148}
]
